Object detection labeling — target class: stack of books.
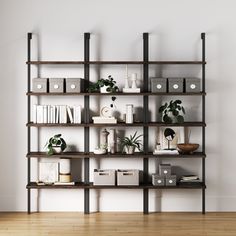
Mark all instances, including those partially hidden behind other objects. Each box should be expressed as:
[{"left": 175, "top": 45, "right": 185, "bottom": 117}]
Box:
[
  {"left": 179, "top": 175, "right": 200, "bottom": 182},
  {"left": 33, "top": 104, "right": 81, "bottom": 124},
  {"left": 153, "top": 149, "right": 179, "bottom": 155}
]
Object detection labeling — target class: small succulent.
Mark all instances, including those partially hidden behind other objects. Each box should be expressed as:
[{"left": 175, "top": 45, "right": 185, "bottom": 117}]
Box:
[{"left": 159, "top": 100, "right": 185, "bottom": 123}]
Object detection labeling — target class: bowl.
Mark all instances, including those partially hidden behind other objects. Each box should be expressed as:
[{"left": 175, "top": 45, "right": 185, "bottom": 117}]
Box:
[{"left": 177, "top": 143, "right": 199, "bottom": 154}]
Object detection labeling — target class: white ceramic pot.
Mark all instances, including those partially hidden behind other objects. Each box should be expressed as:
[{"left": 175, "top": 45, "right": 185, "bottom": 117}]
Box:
[
  {"left": 125, "top": 146, "right": 135, "bottom": 154},
  {"left": 52, "top": 146, "right": 62, "bottom": 154},
  {"left": 100, "top": 85, "right": 110, "bottom": 93}
]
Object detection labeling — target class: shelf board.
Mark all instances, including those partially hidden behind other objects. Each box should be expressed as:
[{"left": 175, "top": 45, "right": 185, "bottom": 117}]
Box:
[
  {"left": 26, "top": 92, "right": 206, "bottom": 96},
  {"left": 26, "top": 151, "right": 206, "bottom": 159},
  {"left": 26, "top": 61, "right": 206, "bottom": 65},
  {"left": 27, "top": 182, "right": 205, "bottom": 189},
  {"left": 26, "top": 122, "right": 206, "bottom": 127}
]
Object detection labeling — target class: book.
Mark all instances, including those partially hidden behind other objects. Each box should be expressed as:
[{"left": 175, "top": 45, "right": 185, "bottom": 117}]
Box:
[
  {"left": 55, "top": 105, "right": 60, "bottom": 123},
  {"left": 73, "top": 105, "right": 81, "bottom": 123},
  {"left": 92, "top": 116, "right": 117, "bottom": 124},
  {"left": 54, "top": 182, "right": 75, "bottom": 186},
  {"left": 67, "top": 106, "right": 74, "bottom": 123},
  {"left": 43, "top": 105, "right": 48, "bottom": 123},
  {"left": 47, "top": 105, "right": 51, "bottom": 123},
  {"left": 59, "top": 105, "right": 67, "bottom": 124},
  {"left": 153, "top": 149, "right": 179, "bottom": 155}
]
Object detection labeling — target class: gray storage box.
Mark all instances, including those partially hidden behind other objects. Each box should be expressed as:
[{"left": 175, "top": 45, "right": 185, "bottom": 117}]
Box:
[
  {"left": 93, "top": 169, "right": 116, "bottom": 186},
  {"left": 117, "top": 169, "right": 139, "bottom": 186},
  {"left": 159, "top": 164, "right": 171, "bottom": 177},
  {"left": 168, "top": 78, "right": 184, "bottom": 93},
  {"left": 66, "top": 78, "right": 81, "bottom": 93},
  {"left": 165, "top": 175, "right": 177, "bottom": 186},
  {"left": 152, "top": 174, "right": 165, "bottom": 186},
  {"left": 49, "top": 78, "right": 64, "bottom": 93},
  {"left": 185, "top": 78, "right": 201, "bottom": 93},
  {"left": 151, "top": 78, "right": 167, "bottom": 93},
  {"left": 32, "top": 78, "right": 48, "bottom": 93}
]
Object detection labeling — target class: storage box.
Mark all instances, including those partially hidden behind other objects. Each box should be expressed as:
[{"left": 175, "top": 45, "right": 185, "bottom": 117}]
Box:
[
  {"left": 168, "top": 78, "right": 184, "bottom": 93},
  {"left": 93, "top": 169, "right": 116, "bottom": 186},
  {"left": 49, "top": 78, "right": 64, "bottom": 93},
  {"left": 32, "top": 78, "right": 48, "bottom": 93},
  {"left": 165, "top": 175, "right": 177, "bottom": 186},
  {"left": 185, "top": 78, "right": 201, "bottom": 93},
  {"left": 159, "top": 164, "right": 171, "bottom": 177},
  {"left": 152, "top": 174, "right": 165, "bottom": 186},
  {"left": 117, "top": 169, "right": 139, "bottom": 186},
  {"left": 66, "top": 78, "right": 82, "bottom": 93},
  {"left": 151, "top": 78, "right": 167, "bottom": 93}
]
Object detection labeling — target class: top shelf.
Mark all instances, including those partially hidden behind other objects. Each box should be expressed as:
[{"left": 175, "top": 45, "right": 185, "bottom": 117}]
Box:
[{"left": 26, "top": 61, "right": 206, "bottom": 65}]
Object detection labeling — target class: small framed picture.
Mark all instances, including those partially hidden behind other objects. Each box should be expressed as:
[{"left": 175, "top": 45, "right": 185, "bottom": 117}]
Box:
[{"left": 39, "top": 162, "right": 59, "bottom": 183}]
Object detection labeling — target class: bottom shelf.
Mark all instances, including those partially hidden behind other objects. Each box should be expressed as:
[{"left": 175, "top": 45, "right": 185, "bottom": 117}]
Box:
[{"left": 27, "top": 182, "right": 206, "bottom": 189}]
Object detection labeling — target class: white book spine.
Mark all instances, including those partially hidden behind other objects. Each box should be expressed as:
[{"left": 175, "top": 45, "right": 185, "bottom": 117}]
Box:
[
  {"left": 47, "top": 105, "right": 51, "bottom": 123},
  {"left": 33, "top": 104, "right": 37, "bottom": 123},
  {"left": 50, "top": 107, "right": 53, "bottom": 124},
  {"left": 52, "top": 106, "right": 56, "bottom": 123},
  {"left": 36, "top": 105, "right": 43, "bottom": 123},
  {"left": 59, "top": 105, "right": 67, "bottom": 124},
  {"left": 67, "top": 106, "right": 74, "bottom": 123},
  {"left": 43, "top": 105, "right": 48, "bottom": 123},
  {"left": 56, "top": 105, "right": 60, "bottom": 123},
  {"left": 74, "top": 105, "right": 81, "bottom": 124}
]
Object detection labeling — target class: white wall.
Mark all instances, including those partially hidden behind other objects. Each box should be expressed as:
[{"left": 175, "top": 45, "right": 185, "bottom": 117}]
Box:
[{"left": 0, "top": 0, "right": 236, "bottom": 212}]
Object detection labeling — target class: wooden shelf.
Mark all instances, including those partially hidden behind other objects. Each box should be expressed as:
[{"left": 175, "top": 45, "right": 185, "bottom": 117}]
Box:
[
  {"left": 26, "top": 122, "right": 206, "bottom": 127},
  {"left": 26, "top": 151, "right": 206, "bottom": 159},
  {"left": 26, "top": 61, "right": 206, "bottom": 65},
  {"left": 26, "top": 91, "right": 206, "bottom": 96},
  {"left": 27, "top": 182, "right": 205, "bottom": 189}
]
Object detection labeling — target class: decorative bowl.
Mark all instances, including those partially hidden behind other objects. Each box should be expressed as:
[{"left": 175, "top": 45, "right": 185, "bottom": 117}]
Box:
[{"left": 177, "top": 143, "right": 199, "bottom": 154}]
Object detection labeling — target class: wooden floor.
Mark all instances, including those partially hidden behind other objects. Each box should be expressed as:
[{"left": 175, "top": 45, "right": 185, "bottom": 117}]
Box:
[{"left": 0, "top": 212, "right": 236, "bottom": 236}]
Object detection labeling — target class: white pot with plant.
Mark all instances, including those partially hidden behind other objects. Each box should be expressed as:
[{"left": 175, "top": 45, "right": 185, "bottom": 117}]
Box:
[
  {"left": 88, "top": 75, "right": 119, "bottom": 93},
  {"left": 158, "top": 100, "right": 185, "bottom": 123},
  {"left": 45, "top": 134, "right": 67, "bottom": 155},
  {"left": 120, "top": 131, "right": 142, "bottom": 154}
]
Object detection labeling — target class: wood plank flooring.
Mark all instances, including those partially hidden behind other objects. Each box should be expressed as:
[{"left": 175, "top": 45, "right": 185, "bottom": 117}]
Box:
[{"left": 0, "top": 212, "right": 236, "bottom": 236}]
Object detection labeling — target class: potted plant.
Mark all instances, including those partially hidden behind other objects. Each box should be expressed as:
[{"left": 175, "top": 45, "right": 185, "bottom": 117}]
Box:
[
  {"left": 120, "top": 132, "right": 143, "bottom": 154},
  {"left": 88, "top": 75, "right": 119, "bottom": 93},
  {"left": 159, "top": 100, "right": 185, "bottom": 123},
  {"left": 45, "top": 134, "right": 67, "bottom": 155}
]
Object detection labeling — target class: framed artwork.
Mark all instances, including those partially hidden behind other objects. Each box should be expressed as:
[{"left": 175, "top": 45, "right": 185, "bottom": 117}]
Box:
[
  {"left": 156, "top": 127, "right": 185, "bottom": 150},
  {"left": 39, "top": 162, "right": 59, "bottom": 183}
]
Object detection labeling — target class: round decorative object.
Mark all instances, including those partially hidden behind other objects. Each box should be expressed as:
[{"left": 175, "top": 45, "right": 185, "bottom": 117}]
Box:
[
  {"left": 158, "top": 180, "right": 162, "bottom": 183},
  {"left": 169, "top": 180, "right": 173, "bottom": 183},
  {"left": 101, "top": 106, "right": 111, "bottom": 117},
  {"left": 190, "top": 84, "right": 196, "bottom": 89},
  {"left": 54, "top": 84, "right": 59, "bottom": 89},
  {"left": 71, "top": 84, "right": 76, "bottom": 89},
  {"left": 164, "top": 170, "right": 168, "bottom": 174},
  {"left": 177, "top": 143, "right": 199, "bottom": 154},
  {"left": 37, "top": 84, "right": 42, "bottom": 89},
  {"left": 156, "top": 84, "right": 162, "bottom": 89},
  {"left": 173, "top": 84, "right": 179, "bottom": 89}
]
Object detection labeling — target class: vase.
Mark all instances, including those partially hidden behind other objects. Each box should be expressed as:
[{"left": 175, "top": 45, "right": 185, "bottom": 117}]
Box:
[
  {"left": 126, "top": 104, "right": 134, "bottom": 123},
  {"left": 52, "top": 146, "right": 62, "bottom": 154},
  {"left": 100, "top": 85, "right": 110, "bottom": 93},
  {"left": 125, "top": 146, "right": 135, "bottom": 154}
]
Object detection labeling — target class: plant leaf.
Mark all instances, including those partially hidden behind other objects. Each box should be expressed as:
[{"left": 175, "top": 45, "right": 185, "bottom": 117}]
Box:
[{"left": 176, "top": 115, "right": 184, "bottom": 123}]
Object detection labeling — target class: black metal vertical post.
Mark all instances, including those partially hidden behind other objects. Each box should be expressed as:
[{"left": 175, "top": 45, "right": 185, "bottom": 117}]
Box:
[
  {"left": 201, "top": 32, "right": 206, "bottom": 214},
  {"left": 143, "top": 33, "right": 149, "bottom": 214},
  {"left": 84, "top": 33, "right": 90, "bottom": 214},
  {"left": 27, "top": 33, "right": 32, "bottom": 214}
]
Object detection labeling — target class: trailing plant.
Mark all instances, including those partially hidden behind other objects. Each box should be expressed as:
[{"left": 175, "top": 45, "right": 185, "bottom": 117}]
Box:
[
  {"left": 45, "top": 134, "right": 67, "bottom": 155},
  {"left": 120, "top": 131, "right": 143, "bottom": 153},
  {"left": 159, "top": 100, "right": 185, "bottom": 123},
  {"left": 88, "top": 75, "right": 119, "bottom": 93}
]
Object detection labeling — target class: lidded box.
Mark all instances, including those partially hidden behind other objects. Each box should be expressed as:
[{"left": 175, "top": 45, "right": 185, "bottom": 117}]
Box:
[
  {"left": 159, "top": 164, "right": 171, "bottom": 177},
  {"left": 185, "top": 78, "right": 201, "bottom": 93},
  {"left": 168, "top": 78, "right": 184, "bottom": 93},
  {"left": 165, "top": 175, "right": 177, "bottom": 186},
  {"left": 93, "top": 169, "right": 116, "bottom": 186},
  {"left": 151, "top": 78, "right": 167, "bottom": 93},
  {"left": 117, "top": 169, "right": 139, "bottom": 186},
  {"left": 32, "top": 78, "right": 48, "bottom": 93},
  {"left": 66, "top": 78, "right": 82, "bottom": 93},
  {"left": 49, "top": 78, "right": 64, "bottom": 93},
  {"left": 152, "top": 174, "right": 165, "bottom": 186}
]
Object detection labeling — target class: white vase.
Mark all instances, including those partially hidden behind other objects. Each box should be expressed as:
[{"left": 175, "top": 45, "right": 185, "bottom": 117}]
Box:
[
  {"left": 125, "top": 146, "right": 135, "bottom": 154},
  {"left": 52, "top": 146, "right": 62, "bottom": 154},
  {"left": 100, "top": 85, "right": 110, "bottom": 93},
  {"left": 126, "top": 104, "right": 133, "bottom": 123}
]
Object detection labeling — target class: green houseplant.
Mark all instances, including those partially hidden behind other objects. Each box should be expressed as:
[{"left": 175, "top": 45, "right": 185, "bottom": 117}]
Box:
[
  {"left": 159, "top": 100, "right": 185, "bottom": 123},
  {"left": 120, "top": 132, "right": 143, "bottom": 154},
  {"left": 88, "top": 75, "right": 119, "bottom": 93},
  {"left": 45, "top": 134, "right": 67, "bottom": 155}
]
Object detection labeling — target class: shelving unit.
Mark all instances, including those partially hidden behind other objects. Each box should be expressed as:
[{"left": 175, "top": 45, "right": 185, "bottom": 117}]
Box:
[{"left": 26, "top": 32, "right": 206, "bottom": 214}]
